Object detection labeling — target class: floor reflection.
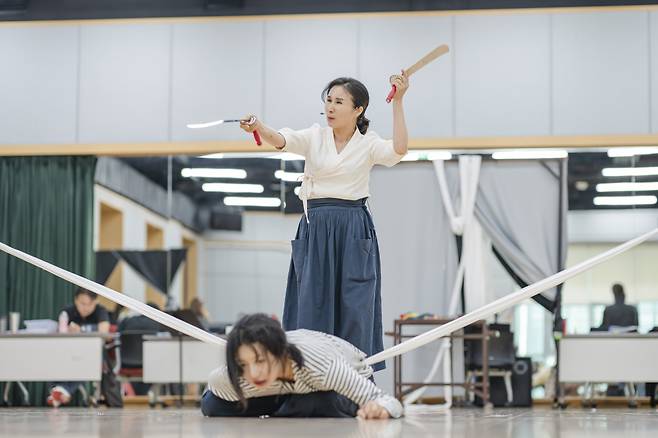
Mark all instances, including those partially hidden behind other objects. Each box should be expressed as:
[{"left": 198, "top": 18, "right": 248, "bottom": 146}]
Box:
[{"left": 1, "top": 407, "right": 658, "bottom": 438}]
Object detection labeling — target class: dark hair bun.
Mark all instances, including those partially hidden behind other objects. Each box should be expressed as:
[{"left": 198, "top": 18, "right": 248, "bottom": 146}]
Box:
[{"left": 356, "top": 115, "right": 370, "bottom": 134}]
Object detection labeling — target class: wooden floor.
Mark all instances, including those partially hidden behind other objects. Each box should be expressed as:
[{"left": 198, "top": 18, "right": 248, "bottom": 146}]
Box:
[{"left": 1, "top": 406, "right": 657, "bottom": 437}]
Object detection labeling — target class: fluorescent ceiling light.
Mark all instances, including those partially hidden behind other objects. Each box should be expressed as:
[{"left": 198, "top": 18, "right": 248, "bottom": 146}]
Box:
[
  {"left": 199, "top": 152, "right": 304, "bottom": 161},
  {"left": 270, "top": 152, "right": 305, "bottom": 161},
  {"left": 223, "top": 197, "right": 282, "bottom": 207},
  {"left": 202, "top": 183, "right": 264, "bottom": 193},
  {"left": 492, "top": 150, "right": 568, "bottom": 160},
  {"left": 607, "top": 147, "right": 658, "bottom": 158},
  {"left": 602, "top": 167, "right": 658, "bottom": 177},
  {"left": 200, "top": 153, "right": 225, "bottom": 159},
  {"left": 274, "top": 170, "right": 303, "bottom": 182},
  {"left": 596, "top": 182, "right": 658, "bottom": 192},
  {"left": 200, "top": 152, "right": 270, "bottom": 159},
  {"left": 593, "top": 195, "right": 657, "bottom": 206},
  {"left": 401, "top": 150, "right": 452, "bottom": 162},
  {"left": 181, "top": 168, "right": 246, "bottom": 179}
]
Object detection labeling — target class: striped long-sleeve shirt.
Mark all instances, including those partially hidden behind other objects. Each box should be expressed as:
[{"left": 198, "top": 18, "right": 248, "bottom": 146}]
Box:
[{"left": 207, "top": 329, "right": 403, "bottom": 418}]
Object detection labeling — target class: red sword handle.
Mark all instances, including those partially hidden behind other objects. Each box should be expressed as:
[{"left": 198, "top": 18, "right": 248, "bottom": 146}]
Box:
[
  {"left": 245, "top": 115, "right": 262, "bottom": 145},
  {"left": 252, "top": 131, "right": 262, "bottom": 146},
  {"left": 386, "top": 84, "right": 397, "bottom": 103}
]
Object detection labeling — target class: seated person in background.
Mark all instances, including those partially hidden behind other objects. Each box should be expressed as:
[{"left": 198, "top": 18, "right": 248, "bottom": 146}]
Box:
[
  {"left": 600, "top": 283, "right": 638, "bottom": 331},
  {"left": 189, "top": 297, "right": 210, "bottom": 330},
  {"left": 599, "top": 284, "right": 639, "bottom": 398},
  {"left": 47, "top": 288, "right": 110, "bottom": 407},
  {"left": 203, "top": 313, "right": 403, "bottom": 419},
  {"left": 118, "top": 302, "right": 164, "bottom": 332}
]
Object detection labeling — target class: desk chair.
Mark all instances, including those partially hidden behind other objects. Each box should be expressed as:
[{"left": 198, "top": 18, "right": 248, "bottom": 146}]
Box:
[{"left": 114, "top": 330, "right": 159, "bottom": 399}]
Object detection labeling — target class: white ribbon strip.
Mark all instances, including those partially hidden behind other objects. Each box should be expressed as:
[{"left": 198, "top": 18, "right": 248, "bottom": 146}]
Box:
[
  {"left": 3, "top": 227, "right": 658, "bottom": 367},
  {"left": 365, "top": 227, "right": 658, "bottom": 366},
  {"left": 0, "top": 241, "right": 226, "bottom": 348}
]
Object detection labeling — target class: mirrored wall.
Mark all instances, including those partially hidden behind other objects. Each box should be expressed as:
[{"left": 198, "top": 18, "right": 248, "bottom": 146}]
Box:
[{"left": 74, "top": 146, "right": 658, "bottom": 401}]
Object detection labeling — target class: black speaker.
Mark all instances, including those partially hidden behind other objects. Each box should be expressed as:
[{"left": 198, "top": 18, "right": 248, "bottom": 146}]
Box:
[
  {"left": 511, "top": 357, "right": 532, "bottom": 407},
  {"left": 473, "top": 357, "right": 532, "bottom": 407},
  {"left": 209, "top": 209, "right": 242, "bottom": 231},
  {"left": 466, "top": 332, "right": 515, "bottom": 369}
]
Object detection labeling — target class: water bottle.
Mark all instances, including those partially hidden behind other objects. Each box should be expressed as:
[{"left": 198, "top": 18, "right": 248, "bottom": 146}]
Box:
[{"left": 58, "top": 311, "right": 69, "bottom": 333}]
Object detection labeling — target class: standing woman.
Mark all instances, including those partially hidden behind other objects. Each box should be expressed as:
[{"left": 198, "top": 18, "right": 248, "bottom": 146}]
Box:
[{"left": 240, "top": 73, "right": 409, "bottom": 370}]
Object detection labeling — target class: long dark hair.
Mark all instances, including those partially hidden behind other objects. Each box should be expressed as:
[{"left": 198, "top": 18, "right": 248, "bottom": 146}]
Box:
[
  {"left": 321, "top": 77, "right": 370, "bottom": 134},
  {"left": 226, "top": 313, "right": 304, "bottom": 409}
]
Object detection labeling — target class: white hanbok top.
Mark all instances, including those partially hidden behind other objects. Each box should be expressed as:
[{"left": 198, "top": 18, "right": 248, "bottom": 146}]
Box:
[{"left": 279, "top": 124, "right": 404, "bottom": 220}]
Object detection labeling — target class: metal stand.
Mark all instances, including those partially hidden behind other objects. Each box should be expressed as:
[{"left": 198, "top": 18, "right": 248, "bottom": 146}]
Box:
[{"left": 389, "top": 318, "right": 492, "bottom": 408}]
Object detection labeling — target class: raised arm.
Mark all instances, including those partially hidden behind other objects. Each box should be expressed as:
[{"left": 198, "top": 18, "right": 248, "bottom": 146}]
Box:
[{"left": 389, "top": 70, "right": 409, "bottom": 155}]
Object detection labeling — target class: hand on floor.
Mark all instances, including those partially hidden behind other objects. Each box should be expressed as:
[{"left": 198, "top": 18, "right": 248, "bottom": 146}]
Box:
[{"left": 357, "top": 401, "right": 390, "bottom": 420}]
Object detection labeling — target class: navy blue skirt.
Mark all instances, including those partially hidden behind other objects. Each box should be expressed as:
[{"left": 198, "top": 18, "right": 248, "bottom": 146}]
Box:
[{"left": 282, "top": 198, "right": 385, "bottom": 371}]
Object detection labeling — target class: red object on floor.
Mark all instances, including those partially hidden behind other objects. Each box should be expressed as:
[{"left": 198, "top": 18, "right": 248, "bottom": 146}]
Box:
[{"left": 122, "top": 382, "right": 136, "bottom": 397}]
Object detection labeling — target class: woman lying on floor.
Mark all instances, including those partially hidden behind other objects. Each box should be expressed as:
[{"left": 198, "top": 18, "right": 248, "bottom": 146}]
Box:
[{"left": 202, "top": 313, "right": 403, "bottom": 419}]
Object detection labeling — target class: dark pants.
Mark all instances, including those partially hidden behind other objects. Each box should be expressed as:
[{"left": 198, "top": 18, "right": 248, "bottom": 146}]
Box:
[
  {"left": 647, "top": 382, "right": 657, "bottom": 407},
  {"left": 50, "top": 382, "right": 80, "bottom": 396},
  {"left": 201, "top": 390, "right": 358, "bottom": 418}
]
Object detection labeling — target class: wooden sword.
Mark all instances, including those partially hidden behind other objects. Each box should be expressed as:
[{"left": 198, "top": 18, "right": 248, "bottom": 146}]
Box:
[{"left": 387, "top": 44, "right": 449, "bottom": 103}]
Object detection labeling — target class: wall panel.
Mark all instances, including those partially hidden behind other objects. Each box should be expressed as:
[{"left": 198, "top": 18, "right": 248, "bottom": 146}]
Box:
[
  {"left": 79, "top": 24, "right": 171, "bottom": 143},
  {"left": 553, "top": 11, "right": 650, "bottom": 135},
  {"left": 2, "top": 8, "right": 658, "bottom": 151},
  {"left": 263, "top": 18, "right": 358, "bottom": 131},
  {"left": 455, "top": 14, "right": 551, "bottom": 136},
  {"left": 171, "top": 21, "right": 264, "bottom": 141},
  {"left": 0, "top": 26, "right": 78, "bottom": 144}
]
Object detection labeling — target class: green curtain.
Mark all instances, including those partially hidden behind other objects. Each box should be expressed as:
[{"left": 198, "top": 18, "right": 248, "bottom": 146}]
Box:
[{"left": 0, "top": 156, "right": 96, "bottom": 406}]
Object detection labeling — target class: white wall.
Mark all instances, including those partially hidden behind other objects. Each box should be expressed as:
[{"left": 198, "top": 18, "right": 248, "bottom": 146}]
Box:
[
  {"left": 94, "top": 185, "right": 203, "bottom": 307},
  {"left": 562, "top": 242, "right": 658, "bottom": 305},
  {"left": 201, "top": 212, "right": 300, "bottom": 322},
  {"left": 552, "top": 11, "right": 651, "bottom": 135},
  {"left": 564, "top": 209, "right": 658, "bottom": 305},
  {"left": 2, "top": 7, "right": 658, "bottom": 148},
  {"left": 568, "top": 209, "right": 658, "bottom": 243},
  {"left": 0, "top": 26, "right": 79, "bottom": 144}
]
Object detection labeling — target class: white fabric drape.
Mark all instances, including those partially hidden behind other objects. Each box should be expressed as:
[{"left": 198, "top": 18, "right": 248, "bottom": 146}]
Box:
[
  {"left": 436, "top": 156, "right": 491, "bottom": 312},
  {"left": 404, "top": 156, "right": 486, "bottom": 407}
]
